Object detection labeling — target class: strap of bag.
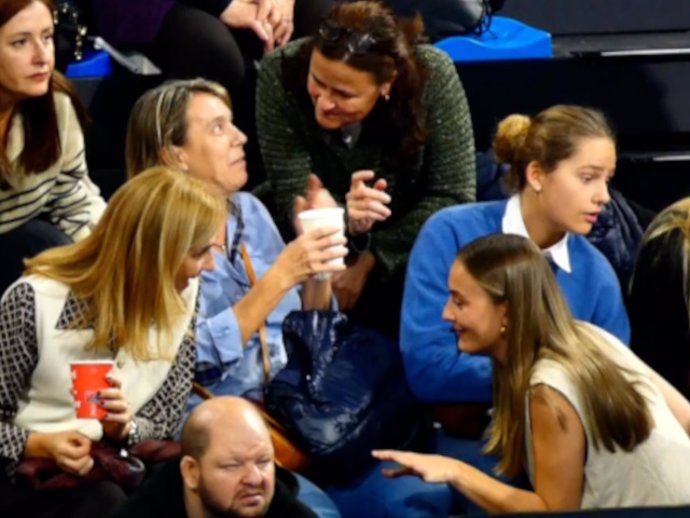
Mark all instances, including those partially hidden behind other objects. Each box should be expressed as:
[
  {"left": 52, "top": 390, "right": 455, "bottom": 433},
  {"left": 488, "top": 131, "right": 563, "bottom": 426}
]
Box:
[{"left": 240, "top": 243, "right": 271, "bottom": 384}]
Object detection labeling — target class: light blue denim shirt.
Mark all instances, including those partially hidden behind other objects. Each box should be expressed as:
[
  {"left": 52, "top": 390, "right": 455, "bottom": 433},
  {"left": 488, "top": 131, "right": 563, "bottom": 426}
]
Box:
[{"left": 194, "top": 192, "right": 301, "bottom": 400}]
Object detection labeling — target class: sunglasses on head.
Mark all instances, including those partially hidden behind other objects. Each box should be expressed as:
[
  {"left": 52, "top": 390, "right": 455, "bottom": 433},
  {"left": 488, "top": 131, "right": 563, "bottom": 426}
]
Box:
[{"left": 318, "top": 20, "right": 377, "bottom": 56}]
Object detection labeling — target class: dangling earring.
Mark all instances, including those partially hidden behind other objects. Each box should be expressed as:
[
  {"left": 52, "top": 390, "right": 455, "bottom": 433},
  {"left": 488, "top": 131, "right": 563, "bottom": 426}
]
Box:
[
  {"left": 500, "top": 324, "right": 507, "bottom": 336},
  {"left": 382, "top": 92, "right": 390, "bottom": 102}
]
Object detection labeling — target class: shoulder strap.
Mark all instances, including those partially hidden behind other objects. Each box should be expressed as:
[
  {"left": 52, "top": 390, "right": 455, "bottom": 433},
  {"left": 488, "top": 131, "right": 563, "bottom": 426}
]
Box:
[{"left": 240, "top": 243, "right": 271, "bottom": 384}]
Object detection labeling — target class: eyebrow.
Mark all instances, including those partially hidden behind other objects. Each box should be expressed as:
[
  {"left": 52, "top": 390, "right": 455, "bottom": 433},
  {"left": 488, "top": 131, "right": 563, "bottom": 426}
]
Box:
[
  {"left": 8, "top": 27, "right": 53, "bottom": 38},
  {"left": 576, "top": 165, "right": 611, "bottom": 173},
  {"left": 187, "top": 114, "right": 229, "bottom": 127},
  {"left": 310, "top": 71, "right": 356, "bottom": 97},
  {"left": 205, "top": 115, "right": 227, "bottom": 127}
]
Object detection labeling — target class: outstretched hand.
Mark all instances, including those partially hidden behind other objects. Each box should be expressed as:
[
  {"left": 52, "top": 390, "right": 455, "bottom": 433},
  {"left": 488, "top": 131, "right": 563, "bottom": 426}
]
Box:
[{"left": 372, "top": 450, "right": 463, "bottom": 485}]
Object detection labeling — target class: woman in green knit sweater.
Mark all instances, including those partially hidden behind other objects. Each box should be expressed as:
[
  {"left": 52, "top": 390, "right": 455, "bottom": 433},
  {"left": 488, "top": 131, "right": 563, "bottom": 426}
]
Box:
[{"left": 256, "top": 1, "right": 476, "bottom": 336}]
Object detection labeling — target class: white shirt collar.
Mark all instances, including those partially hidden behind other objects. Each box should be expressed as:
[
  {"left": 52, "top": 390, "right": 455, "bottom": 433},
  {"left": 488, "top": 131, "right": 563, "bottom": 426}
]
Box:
[{"left": 501, "top": 195, "right": 572, "bottom": 273}]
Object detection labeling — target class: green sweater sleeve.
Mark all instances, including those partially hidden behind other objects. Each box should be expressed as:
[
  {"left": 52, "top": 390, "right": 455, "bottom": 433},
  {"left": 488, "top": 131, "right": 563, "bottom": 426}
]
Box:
[
  {"left": 368, "top": 47, "right": 476, "bottom": 280},
  {"left": 256, "top": 43, "right": 313, "bottom": 231}
]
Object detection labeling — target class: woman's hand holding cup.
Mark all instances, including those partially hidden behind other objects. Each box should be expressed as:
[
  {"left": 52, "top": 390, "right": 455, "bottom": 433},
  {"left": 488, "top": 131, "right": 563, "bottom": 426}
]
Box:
[
  {"left": 98, "top": 374, "right": 133, "bottom": 442},
  {"left": 277, "top": 224, "right": 348, "bottom": 284}
]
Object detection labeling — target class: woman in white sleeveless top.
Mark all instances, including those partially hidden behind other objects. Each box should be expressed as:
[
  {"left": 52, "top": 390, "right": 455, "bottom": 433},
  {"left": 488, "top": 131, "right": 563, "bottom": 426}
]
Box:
[{"left": 374, "top": 233, "right": 690, "bottom": 512}]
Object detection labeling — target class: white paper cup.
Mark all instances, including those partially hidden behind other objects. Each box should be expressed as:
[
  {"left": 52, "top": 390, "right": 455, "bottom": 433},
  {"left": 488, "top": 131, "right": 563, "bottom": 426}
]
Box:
[{"left": 297, "top": 207, "right": 346, "bottom": 278}]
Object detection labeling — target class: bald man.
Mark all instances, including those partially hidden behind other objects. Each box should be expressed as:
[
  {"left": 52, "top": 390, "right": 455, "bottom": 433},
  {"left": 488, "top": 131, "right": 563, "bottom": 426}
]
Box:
[{"left": 112, "top": 397, "right": 317, "bottom": 518}]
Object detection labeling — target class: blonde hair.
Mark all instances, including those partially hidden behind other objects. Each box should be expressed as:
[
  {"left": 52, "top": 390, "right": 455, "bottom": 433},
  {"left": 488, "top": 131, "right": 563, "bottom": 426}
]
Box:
[
  {"left": 125, "top": 79, "right": 231, "bottom": 178},
  {"left": 636, "top": 197, "right": 690, "bottom": 321},
  {"left": 492, "top": 105, "right": 615, "bottom": 192},
  {"left": 24, "top": 167, "right": 226, "bottom": 361},
  {"left": 456, "top": 234, "right": 651, "bottom": 477}
]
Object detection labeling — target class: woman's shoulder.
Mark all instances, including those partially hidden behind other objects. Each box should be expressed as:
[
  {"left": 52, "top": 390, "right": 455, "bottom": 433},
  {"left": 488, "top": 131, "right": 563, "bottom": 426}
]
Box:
[
  {"left": 1, "top": 274, "right": 69, "bottom": 307},
  {"left": 22, "top": 274, "right": 70, "bottom": 296},
  {"left": 568, "top": 235, "right": 619, "bottom": 278},
  {"left": 261, "top": 38, "right": 308, "bottom": 75},
  {"left": 51, "top": 90, "right": 74, "bottom": 114},
  {"left": 233, "top": 192, "right": 281, "bottom": 232},
  {"left": 427, "top": 199, "right": 507, "bottom": 228},
  {"left": 414, "top": 44, "right": 453, "bottom": 65},
  {"left": 50, "top": 90, "right": 81, "bottom": 130},
  {"left": 234, "top": 191, "right": 270, "bottom": 216},
  {"left": 414, "top": 44, "right": 456, "bottom": 79}
]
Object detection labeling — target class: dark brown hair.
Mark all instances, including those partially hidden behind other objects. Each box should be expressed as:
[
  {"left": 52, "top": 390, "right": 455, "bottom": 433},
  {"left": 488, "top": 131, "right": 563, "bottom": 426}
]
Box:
[
  {"left": 285, "top": 1, "right": 428, "bottom": 163},
  {"left": 492, "top": 105, "right": 615, "bottom": 192},
  {"left": 0, "top": 0, "right": 88, "bottom": 186}
]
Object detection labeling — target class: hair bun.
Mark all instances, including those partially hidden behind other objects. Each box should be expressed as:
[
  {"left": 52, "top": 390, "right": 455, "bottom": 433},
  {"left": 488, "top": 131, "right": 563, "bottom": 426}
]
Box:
[{"left": 492, "top": 114, "right": 531, "bottom": 165}]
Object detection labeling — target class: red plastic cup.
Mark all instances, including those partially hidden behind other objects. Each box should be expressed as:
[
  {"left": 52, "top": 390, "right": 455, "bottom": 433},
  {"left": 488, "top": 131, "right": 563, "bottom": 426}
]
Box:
[{"left": 70, "top": 360, "right": 114, "bottom": 419}]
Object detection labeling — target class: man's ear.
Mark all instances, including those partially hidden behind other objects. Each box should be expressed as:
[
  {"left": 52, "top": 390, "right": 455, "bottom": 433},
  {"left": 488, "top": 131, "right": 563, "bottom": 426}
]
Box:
[
  {"left": 525, "top": 160, "right": 544, "bottom": 193},
  {"left": 180, "top": 455, "right": 200, "bottom": 490}
]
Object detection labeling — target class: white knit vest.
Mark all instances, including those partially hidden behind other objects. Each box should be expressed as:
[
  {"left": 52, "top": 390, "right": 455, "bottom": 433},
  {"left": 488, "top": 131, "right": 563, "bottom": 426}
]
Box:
[{"left": 13, "top": 275, "right": 198, "bottom": 440}]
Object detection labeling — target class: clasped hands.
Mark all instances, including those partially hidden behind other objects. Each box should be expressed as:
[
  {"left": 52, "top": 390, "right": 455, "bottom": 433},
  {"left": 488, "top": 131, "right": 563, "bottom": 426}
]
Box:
[{"left": 220, "top": 0, "right": 296, "bottom": 53}]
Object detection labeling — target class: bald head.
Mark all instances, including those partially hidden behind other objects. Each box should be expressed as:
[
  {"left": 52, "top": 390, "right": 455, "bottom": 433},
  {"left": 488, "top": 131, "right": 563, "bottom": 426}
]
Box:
[
  {"left": 181, "top": 397, "right": 272, "bottom": 460},
  {"left": 180, "top": 397, "right": 277, "bottom": 518}
]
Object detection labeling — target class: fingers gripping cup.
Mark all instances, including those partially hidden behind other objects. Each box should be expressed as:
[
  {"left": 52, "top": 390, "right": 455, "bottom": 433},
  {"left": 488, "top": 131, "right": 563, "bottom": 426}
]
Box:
[
  {"left": 297, "top": 207, "right": 346, "bottom": 279},
  {"left": 70, "top": 360, "right": 115, "bottom": 419}
]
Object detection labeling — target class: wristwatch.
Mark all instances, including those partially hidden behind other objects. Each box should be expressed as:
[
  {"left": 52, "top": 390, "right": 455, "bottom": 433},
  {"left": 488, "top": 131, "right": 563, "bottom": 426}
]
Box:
[{"left": 127, "top": 418, "right": 141, "bottom": 447}]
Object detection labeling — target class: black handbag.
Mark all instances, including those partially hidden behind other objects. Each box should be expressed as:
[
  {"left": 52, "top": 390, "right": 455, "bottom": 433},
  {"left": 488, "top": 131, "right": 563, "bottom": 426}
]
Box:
[
  {"left": 385, "top": 0, "right": 505, "bottom": 42},
  {"left": 264, "top": 310, "right": 422, "bottom": 481}
]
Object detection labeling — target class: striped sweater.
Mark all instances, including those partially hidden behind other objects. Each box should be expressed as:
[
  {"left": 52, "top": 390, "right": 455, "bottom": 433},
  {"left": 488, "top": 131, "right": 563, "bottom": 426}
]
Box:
[
  {"left": 0, "top": 92, "right": 106, "bottom": 239},
  {"left": 256, "top": 41, "right": 476, "bottom": 282}
]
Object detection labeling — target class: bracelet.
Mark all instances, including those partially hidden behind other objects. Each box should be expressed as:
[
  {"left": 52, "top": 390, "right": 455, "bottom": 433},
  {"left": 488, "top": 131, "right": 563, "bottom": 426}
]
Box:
[{"left": 127, "top": 418, "right": 141, "bottom": 447}]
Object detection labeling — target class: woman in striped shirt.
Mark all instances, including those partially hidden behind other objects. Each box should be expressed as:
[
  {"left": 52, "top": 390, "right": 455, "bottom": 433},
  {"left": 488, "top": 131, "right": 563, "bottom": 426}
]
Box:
[{"left": 0, "top": 0, "right": 106, "bottom": 294}]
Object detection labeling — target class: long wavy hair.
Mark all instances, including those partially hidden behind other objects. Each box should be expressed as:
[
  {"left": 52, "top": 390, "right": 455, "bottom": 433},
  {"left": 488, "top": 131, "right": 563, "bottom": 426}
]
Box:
[
  {"left": 492, "top": 105, "right": 615, "bottom": 193},
  {"left": 283, "top": 1, "right": 428, "bottom": 165},
  {"left": 0, "top": 0, "right": 88, "bottom": 186},
  {"left": 456, "top": 234, "right": 651, "bottom": 477},
  {"left": 125, "top": 79, "right": 231, "bottom": 178},
  {"left": 24, "top": 167, "right": 226, "bottom": 361}
]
